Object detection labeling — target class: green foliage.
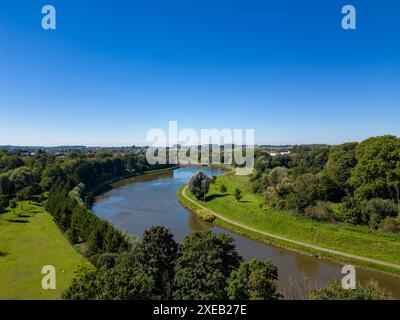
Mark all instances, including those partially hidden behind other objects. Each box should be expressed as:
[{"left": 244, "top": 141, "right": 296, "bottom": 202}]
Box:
[
  {"left": 220, "top": 184, "right": 227, "bottom": 194},
  {"left": 0, "top": 175, "right": 13, "bottom": 196},
  {"left": 310, "top": 280, "right": 391, "bottom": 300},
  {"left": 0, "top": 195, "right": 9, "bottom": 211},
  {"left": 360, "top": 198, "right": 399, "bottom": 230},
  {"left": 135, "top": 226, "right": 179, "bottom": 299},
  {"left": 188, "top": 171, "right": 211, "bottom": 200},
  {"left": 379, "top": 216, "right": 400, "bottom": 233},
  {"left": 283, "top": 173, "right": 318, "bottom": 211},
  {"left": 349, "top": 135, "right": 400, "bottom": 202},
  {"left": 304, "top": 202, "right": 334, "bottom": 222},
  {"left": 227, "top": 259, "right": 281, "bottom": 300},
  {"left": 197, "top": 209, "right": 216, "bottom": 222},
  {"left": 173, "top": 231, "right": 242, "bottom": 300},
  {"left": 233, "top": 188, "right": 243, "bottom": 201}
]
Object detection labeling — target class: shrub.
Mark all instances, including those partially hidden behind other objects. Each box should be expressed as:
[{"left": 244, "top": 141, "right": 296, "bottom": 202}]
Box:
[
  {"left": 0, "top": 195, "right": 9, "bottom": 211},
  {"left": 197, "top": 209, "right": 215, "bottom": 222},
  {"left": 379, "top": 216, "right": 400, "bottom": 233},
  {"left": 233, "top": 188, "right": 243, "bottom": 201},
  {"left": 304, "top": 202, "right": 333, "bottom": 222},
  {"left": 360, "top": 198, "right": 398, "bottom": 230},
  {"left": 220, "top": 184, "right": 227, "bottom": 194},
  {"left": 310, "top": 280, "right": 391, "bottom": 300}
]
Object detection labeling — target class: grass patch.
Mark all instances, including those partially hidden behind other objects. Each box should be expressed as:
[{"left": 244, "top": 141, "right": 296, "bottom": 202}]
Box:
[
  {"left": 179, "top": 173, "right": 400, "bottom": 275},
  {"left": 0, "top": 200, "right": 91, "bottom": 299}
]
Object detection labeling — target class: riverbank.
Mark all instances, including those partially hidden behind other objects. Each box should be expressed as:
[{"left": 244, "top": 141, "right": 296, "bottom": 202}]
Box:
[
  {"left": 0, "top": 200, "right": 91, "bottom": 299},
  {"left": 89, "top": 166, "right": 178, "bottom": 200},
  {"left": 177, "top": 173, "right": 400, "bottom": 277}
]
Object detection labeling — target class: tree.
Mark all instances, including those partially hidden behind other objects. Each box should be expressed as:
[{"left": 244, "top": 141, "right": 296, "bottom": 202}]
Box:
[
  {"left": 63, "top": 264, "right": 154, "bottom": 300},
  {"left": 349, "top": 135, "right": 400, "bottom": 203},
  {"left": 95, "top": 265, "right": 154, "bottom": 300},
  {"left": 323, "top": 142, "right": 357, "bottom": 201},
  {"left": 136, "top": 226, "right": 179, "bottom": 299},
  {"left": 227, "top": 259, "right": 281, "bottom": 300},
  {"left": 173, "top": 231, "right": 242, "bottom": 300},
  {"left": 220, "top": 184, "right": 227, "bottom": 194},
  {"left": 0, "top": 195, "right": 9, "bottom": 212},
  {"left": 284, "top": 173, "right": 318, "bottom": 211},
  {"left": 0, "top": 175, "right": 13, "bottom": 196},
  {"left": 310, "top": 280, "right": 391, "bottom": 300},
  {"left": 40, "top": 164, "right": 64, "bottom": 191},
  {"left": 267, "top": 167, "right": 288, "bottom": 189},
  {"left": 233, "top": 188, "right": 243, "bottom": 202},
  {"left": 188, "top": 172, "right": 210, "bottom": 201}
]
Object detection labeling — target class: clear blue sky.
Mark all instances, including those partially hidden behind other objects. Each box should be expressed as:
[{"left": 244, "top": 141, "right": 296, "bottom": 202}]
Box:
[{"left": 0, "top": 0, "right": 399, "bottom": 146}]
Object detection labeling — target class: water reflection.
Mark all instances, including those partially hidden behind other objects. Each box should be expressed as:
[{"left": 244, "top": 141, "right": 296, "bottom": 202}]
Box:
[{"left": 93, "top": 167, "right": 400, "bottom": 298}]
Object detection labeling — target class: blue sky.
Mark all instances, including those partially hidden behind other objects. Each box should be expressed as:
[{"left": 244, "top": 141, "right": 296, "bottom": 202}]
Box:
[{"left": 0, "top": 0, "right": 399, "bottom": 146}]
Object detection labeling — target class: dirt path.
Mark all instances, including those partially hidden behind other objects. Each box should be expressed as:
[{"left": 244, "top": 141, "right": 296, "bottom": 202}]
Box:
[{"left": 182, "top": 185, "right": 400, "bottom": 270}]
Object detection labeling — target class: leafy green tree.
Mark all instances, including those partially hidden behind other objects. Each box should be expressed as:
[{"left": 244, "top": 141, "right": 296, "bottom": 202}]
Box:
[
  {"left": 0, "top": 175, "right": 13, "bottom": 196},
  {"left": 310, "top": 280, "right": 391, "bottom": 300},
  {"left": 267, "top": 167, "right": 288, "bottom": 189},
  {"left": 359, "top": 198, "right": 399, "bottom": 229},
  {"left": 174, "top": 231, "right": 242, "bottom": 300},
  {"left": 233, "top": 188, "right": 243, "bottom": 202},
  {"left": 40, "top": 164, "right": 64, "bottom": 191},
  {"left": 188, "top": 172, "right": 210, "bottom": 201},
  {"left": 95, "top": 265, "right": 154, "bottom": 300},
  {"left": 349, "top": 135, "right": 400, "bottom": 203},
  {"left": 227, "top": 259, "right": 281, "bottom": 300},
  {"left": 284, "top": 173, "right": 318, "bottom": 211},
  {"left": 220, "top": 184, "right": 227, "bottom": 194},
  {"left": 135, "top": 226, "right": 179, "bottom": 299},
  {"left": 63, "top": 264, "right": 154, "bottom": 300}
]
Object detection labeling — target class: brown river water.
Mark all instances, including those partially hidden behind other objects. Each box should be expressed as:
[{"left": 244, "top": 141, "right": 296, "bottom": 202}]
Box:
[{"left": 92, "top": 167, "right": 400, "bottom": 298}]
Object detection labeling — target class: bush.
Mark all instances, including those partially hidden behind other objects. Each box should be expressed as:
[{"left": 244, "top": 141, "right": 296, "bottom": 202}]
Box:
[
  {"left": 0, "top": 195, "right": 9, "bottom": 211},
  {"left": 304, "top": 202, "right": 333, "bottom": 222},
  {"left": 197, "top": 209, "right": 215, "bottom": 222},
  {"left": 233, "top": 188, "right": 243, "bottom": 201},
  {"left": 310, "top": 280, "right": 391, "bottom": 300},
  {"left": 360, "top": 198, "right": 398, "bottom": 230},
  {"left": 9, "top": 198, "right": 17, "bottom": 209},
  {"left": 220, "top": 184, "right": 227, "bottom": 194},
  {"left": 379, "top": 216, "right": 400, "bottom": 233}
]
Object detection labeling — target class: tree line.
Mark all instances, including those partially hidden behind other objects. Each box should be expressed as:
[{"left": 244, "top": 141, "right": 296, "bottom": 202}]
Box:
[{"left": 252, "top": 135, "right": 400, "bottom": 232}]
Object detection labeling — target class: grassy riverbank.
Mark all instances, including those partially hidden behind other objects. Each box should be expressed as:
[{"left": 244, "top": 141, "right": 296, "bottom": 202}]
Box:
[
  {"left": 0, "top": 200, "right": 91, "bottom": 299},
  {"left": 178, "top": 173, "right": 400, "bottom": 276}
]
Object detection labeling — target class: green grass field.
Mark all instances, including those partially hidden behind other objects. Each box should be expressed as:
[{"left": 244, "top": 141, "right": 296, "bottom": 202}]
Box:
[
  {"left": 0, "top": 200, "right": 91, "bottom": 300},
  {"left": 179, "top": 173, "right": 400, "bottom": 274}
]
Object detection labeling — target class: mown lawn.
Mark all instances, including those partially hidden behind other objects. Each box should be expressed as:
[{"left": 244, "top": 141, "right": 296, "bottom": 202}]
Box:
[
  {"left": 189, "top": 173, "right": 400, "bottom": 266},
  {"left": 0, "top": 200, "right": 91, "bottom": 300}
]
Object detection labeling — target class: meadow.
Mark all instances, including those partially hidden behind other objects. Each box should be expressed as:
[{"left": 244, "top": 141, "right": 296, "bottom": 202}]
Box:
[{"left": 0, "top": 200, "right": 91, "bottom": 299}]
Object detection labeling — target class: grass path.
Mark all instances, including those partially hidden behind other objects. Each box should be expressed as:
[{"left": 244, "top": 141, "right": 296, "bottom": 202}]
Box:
[
  {"left": 0, "top": 201, "right": 91, "bottom": 299},
  {"left": 181, "top": 184, "right": 400, "bottom": 271}
]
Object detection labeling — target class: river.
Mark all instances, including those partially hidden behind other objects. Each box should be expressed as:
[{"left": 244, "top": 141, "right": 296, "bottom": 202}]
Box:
[{"left": 92, "top": 166, "right": 400, "bottom": 298}]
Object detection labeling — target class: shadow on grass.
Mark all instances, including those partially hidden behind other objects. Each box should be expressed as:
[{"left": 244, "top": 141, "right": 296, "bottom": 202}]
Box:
[
  {"left": 6, "top": 219, "right": 29, "bottom": 223},
  {"left": 205, "top": 193, "right": 229, "bottom": 202},
  {"left": 0, "top": 251, "right": 8, "bottom": 257}
]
